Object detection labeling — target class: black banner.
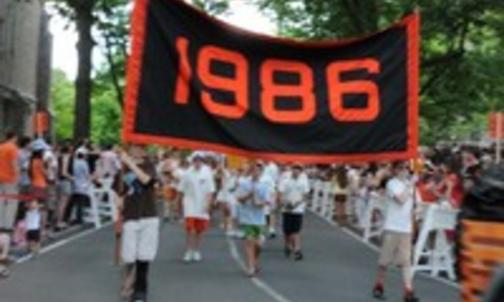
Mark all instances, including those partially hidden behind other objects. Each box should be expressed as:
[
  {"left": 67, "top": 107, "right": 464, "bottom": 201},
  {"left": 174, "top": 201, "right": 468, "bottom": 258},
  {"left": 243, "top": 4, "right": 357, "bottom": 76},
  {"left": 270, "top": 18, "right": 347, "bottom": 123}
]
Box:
[{"left": 123, "top": 0, "right": 419, "bottom": 163}]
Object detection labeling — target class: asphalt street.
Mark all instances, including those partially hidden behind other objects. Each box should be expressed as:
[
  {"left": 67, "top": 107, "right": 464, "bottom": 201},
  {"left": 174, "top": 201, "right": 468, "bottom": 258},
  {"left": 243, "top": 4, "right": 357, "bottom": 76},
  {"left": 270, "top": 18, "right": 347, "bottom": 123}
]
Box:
[{"left": 0, "top": 214, "right": 460, "bottom": 302}]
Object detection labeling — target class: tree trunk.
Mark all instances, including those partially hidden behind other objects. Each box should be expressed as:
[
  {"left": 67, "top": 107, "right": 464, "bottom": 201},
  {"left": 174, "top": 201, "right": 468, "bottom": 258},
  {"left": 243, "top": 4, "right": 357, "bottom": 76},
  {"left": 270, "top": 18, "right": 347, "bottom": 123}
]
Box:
[
  {"left": 73, "top": 1, "right": 95, "bottom": 142},
  {"left": 104, "top": 34, "right": 124, "bottom": 108}
]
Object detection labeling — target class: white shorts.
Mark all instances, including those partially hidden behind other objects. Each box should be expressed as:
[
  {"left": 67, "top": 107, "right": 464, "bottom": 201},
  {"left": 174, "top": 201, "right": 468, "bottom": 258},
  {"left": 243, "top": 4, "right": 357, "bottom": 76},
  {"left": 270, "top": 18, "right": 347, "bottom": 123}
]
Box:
[{"left": 122, "top": 217, "right": 160, "bottom": 264}]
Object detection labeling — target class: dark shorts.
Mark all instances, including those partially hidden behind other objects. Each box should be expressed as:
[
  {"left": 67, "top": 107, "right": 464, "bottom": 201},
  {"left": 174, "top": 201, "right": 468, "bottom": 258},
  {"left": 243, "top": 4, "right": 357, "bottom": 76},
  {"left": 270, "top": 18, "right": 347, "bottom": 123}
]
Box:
[
  {"left": 334, "top": 194, "right": 347, "bottom": 203},
  {"left": 26, "top": 230, "right": 41, "bottom": 242},
  {"left": 282, "top": 213, "right": 303, "bottom": 236}
]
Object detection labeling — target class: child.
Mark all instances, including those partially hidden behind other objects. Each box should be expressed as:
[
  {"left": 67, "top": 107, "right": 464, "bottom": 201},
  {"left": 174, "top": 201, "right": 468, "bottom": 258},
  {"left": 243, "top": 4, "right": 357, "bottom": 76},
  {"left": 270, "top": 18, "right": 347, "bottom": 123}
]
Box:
[{"left": 25, "top": 201, "right": 42, "bottom": 256}]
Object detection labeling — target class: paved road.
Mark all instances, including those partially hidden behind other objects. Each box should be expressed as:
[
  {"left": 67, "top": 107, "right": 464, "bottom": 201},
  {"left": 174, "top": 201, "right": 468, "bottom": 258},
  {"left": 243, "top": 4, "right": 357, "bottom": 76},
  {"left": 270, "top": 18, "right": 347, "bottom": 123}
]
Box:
[{"left": 0, "top": 214, "right": 460, "bottom": 302}]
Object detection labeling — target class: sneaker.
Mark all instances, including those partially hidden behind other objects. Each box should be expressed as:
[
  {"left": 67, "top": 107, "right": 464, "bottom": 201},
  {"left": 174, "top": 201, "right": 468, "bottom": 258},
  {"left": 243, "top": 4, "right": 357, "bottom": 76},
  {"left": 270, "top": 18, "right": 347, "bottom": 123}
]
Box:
[
  {"left": 372, "top": 284, "right": 385, "bottom": 300},
  {"left": 294, "top": 251, "right": 304, "bottom": 261},
  {"left": 183, "top": 251, "right": 193, "bottom": 263},
  {"left": 193, "top": 251, "right": 202, "bottom": 262},
  {"left": 130, "top": 291, "right": 147, "bottom": 302},
  {"left": 404, "top": 292, "right": 419, "bottom": 302}
]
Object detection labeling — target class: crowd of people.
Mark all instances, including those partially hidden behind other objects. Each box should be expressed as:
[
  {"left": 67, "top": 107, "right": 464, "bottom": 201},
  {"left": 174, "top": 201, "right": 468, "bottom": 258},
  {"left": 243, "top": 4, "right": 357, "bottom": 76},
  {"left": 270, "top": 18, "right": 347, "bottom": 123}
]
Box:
[
  {"left": 0, "top": 132, "right": 121, "bottom": 278},
  {"left": 0, "top": 131, "right": 498, "bottom": 302}
]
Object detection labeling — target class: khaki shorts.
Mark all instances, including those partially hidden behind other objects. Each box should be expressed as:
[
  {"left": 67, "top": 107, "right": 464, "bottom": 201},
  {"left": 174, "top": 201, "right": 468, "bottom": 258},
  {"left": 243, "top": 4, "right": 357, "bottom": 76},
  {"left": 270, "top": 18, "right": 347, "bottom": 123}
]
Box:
[{"left": 379, "top": 231, "right": 412, "bottom": 267}]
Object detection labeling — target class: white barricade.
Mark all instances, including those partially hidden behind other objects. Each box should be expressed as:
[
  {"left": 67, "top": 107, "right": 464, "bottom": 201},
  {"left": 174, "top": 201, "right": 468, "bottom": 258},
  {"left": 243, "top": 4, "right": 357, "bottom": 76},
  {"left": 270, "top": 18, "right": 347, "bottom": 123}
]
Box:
[
  {"left": 311, "top": 180, "right": 324, "bottom": 213},
  {"left": 83, "top": 178, "right": 117, "bottom": 229},
  {"left": 412, "top": 204, "right": 458, "bottom": 280},
  {"left": 321, "top": 182, "right": 334, "bottom": 222},
  {"left": 362, "top": 192, "right": 385, "bottom": 242}
]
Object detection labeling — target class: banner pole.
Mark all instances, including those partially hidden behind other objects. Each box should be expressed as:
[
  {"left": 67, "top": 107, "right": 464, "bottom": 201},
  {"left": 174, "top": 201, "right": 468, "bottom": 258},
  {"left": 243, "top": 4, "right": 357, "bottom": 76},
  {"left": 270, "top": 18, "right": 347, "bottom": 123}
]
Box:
[{"left": 497, "top": 112, "right": 502, "bottom": 164}]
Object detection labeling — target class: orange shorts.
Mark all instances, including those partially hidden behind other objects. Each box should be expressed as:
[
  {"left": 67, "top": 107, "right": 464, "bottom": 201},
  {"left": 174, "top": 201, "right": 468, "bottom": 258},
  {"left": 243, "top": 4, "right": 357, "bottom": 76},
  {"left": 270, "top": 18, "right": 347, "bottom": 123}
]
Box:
[{"left": 185, "top": 218, "right": 209, "bottom": 234}]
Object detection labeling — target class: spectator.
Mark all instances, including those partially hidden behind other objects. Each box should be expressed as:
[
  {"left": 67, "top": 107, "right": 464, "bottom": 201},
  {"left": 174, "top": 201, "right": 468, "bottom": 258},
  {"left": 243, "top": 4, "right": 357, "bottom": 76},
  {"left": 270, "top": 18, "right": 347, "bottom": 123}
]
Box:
[
  {"left": 56, "top": 144, "right": 73, "bottom": 229},
  {"left": 0, "top": 232, "right": 10, "bottom": 278},
  {"left": 25, "top": 200, "right": 42, "bottom": 256},
  {"left": 332, "top": 166, "right": 349, "bottom": 225},
  {"left": 28, "top": 149, "right": 48, "bottom": 238},
  {"left": 64, "top": 149, "right": 91, "bottom": 225},
  {"left": 0, "top": 132, "right": 20, "bottom": 232}
]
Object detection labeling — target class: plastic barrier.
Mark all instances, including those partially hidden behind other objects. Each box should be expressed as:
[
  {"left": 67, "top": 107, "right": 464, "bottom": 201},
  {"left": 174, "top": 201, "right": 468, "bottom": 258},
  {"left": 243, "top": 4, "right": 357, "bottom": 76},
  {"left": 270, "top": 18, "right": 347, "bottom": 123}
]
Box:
[
  {"left": 83, "top": 178, "right": 118, "bottom": 229},
  {"left": 413, "top": 204, "right": 458, "bottom": 280},
  {"left": 362, "top": 192, "right": 385, "bottom": 242}
]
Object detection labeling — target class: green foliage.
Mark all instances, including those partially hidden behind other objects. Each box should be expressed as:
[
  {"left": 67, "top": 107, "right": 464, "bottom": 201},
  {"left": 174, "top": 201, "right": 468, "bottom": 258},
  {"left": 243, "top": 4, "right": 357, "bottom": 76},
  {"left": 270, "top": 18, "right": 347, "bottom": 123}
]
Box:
[
  {"left": 51, "top": 69, "right": 122, "bottom": 145},
  {"left": 51, "top": 69, "right": 75, "bottom": 141},
  {"left": 255, "top": 0, "right": 504, "bottom": 145}
]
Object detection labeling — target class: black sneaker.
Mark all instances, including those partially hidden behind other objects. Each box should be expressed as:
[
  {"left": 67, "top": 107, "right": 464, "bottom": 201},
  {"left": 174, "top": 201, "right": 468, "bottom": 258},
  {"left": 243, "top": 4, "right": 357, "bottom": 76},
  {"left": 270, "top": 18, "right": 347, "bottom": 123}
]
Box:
[
  {"left": 404, "top": 292, "right": 419, "bottom": 302},
  {"left": 284, "top": 246, "right": 292, "bottom": 258},
  {"left": 294, "top": 251, "right": 304, "bottom": 261},
  {"left": 372, "top": 285, "right": 385, "bottom": 300},
  {"left": 130, "top": 291, "right": 147, "bottom": 302}
]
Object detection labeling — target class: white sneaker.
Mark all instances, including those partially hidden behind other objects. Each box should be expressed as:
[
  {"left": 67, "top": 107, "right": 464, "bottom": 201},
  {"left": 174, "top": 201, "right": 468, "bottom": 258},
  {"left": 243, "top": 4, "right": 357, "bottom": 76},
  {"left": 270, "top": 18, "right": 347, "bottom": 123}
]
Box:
[
  {"left": 193, "top": 251, "right": 202, "bottom": 262},
  {"left": 183, "top": 250, "right": 193, "bottom": 263}
]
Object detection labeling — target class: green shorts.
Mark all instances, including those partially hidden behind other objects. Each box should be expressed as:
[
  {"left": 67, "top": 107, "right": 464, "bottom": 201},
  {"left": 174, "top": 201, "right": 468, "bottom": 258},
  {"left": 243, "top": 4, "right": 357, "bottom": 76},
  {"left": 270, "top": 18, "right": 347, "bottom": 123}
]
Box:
[{"left": 241, "top": 225, "right": 264, "bottom": 240}]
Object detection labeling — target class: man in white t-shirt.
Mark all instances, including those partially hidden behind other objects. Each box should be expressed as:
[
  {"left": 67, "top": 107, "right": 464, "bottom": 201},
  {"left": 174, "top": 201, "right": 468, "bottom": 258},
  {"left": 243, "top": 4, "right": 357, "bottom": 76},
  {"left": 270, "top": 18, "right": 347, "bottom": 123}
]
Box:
[
  {"left": 278, "top": 164, "right": 310, "bottom": 261},
  {"left": 178, "top": 155, "right": 215, "bottom": 263},
  {"left": 372, "top": 162, "right": 419, "bottom": 302}
]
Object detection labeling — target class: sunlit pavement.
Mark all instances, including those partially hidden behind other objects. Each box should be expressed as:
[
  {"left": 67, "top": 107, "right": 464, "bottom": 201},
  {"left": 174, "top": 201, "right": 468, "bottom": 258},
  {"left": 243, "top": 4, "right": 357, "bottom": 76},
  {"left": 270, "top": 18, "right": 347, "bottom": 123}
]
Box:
[{"left": 0, "top": 214, "right": 459, "bottom": 302}]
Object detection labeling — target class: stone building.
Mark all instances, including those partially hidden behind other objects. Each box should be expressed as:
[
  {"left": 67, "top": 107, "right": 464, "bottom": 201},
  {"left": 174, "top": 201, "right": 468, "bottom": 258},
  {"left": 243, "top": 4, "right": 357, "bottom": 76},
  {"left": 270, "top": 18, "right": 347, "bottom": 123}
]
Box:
[{"left": 0, "top": 0, "right": 52, "bottom": 139}]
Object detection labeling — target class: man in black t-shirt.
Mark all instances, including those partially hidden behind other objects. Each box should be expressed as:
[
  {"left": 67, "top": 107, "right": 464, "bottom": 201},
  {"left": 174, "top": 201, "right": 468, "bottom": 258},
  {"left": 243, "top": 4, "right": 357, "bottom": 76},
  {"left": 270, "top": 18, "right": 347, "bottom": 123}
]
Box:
[{"left": 114, "top": 145, "right": 159, "bottom": 302}]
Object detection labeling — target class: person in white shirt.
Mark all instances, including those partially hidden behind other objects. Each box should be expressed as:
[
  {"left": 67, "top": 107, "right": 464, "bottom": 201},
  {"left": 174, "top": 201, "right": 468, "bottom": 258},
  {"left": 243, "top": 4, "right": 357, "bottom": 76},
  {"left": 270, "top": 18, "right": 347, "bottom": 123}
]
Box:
[
  {"left": 216, "top": 165, "right": 238, "bottom": 236},
  {"left": 372, "top": 162, "right": 419, "bottom": 302},
  {"left": 25, "top": 201, "right": 42, "bottom": 255},
  {"left": 178, "top": 155, "right": 215, "bottom": 263},
  {"left": 278, "top": 164, "right": 310, "bottom": 261},
  {"left": 260, "top": 162, "right": 278, "bottom": 238}
]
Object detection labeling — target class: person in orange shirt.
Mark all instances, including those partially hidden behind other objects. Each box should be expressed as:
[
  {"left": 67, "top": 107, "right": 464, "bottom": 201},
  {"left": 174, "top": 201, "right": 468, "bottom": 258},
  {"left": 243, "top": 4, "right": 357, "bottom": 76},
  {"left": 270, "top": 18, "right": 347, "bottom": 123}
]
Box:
[
  {"left": 29, "top": 149, "right": 48, "bottom": 201},
  {"left": 0, "top": 132, "right": 20, "bottom": 231}
]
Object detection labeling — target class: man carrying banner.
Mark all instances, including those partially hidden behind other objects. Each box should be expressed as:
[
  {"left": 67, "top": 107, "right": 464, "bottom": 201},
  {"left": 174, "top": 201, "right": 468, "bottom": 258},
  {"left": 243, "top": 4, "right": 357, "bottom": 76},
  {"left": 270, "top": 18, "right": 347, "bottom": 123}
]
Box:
[
  {"left": 372, "top": 161, "right": 419, "bottom": 302},
  {"left": 114, "top": 146, "right": 160, "bottom": 302}
]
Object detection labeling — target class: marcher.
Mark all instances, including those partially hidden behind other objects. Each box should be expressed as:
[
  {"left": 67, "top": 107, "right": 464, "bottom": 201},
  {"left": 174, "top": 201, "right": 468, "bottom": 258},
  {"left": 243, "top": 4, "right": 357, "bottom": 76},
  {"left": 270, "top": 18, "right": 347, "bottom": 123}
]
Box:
[
  {"left": 372, "top": 161, "right": 419, "bottom": 302},
  {"left": 278, "top": 164, "right": 310, "bottom": 261},
  {"left": 114, "top": 146, "right": 160, "bottom": 302},
  {"left": 178, "top": 155, "right": 215, "bottom": 263},
  {"left": 236, "top": 163, "right": 269, "bottom": 277}
]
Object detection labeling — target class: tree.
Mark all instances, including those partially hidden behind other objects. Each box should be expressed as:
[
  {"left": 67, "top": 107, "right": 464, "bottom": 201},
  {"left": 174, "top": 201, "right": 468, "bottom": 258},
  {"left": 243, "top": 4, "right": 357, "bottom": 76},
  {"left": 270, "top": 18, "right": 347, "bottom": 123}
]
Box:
[
  {"left": 51, "top": 69, "right": 75, "bottom": 140},
  {"left": 50, "top": 0, "right": 129, "bottom": 141},
  {"left": 255, "top": 0, "right": 504, "bottom": 144}
]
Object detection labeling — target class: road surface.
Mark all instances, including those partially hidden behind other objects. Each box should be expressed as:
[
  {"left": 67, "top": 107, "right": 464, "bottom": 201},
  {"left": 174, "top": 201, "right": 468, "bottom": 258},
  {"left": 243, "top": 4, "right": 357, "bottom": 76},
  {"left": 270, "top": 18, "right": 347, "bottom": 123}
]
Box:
[{"left": 0, "top": 214, "right": 460, "bottom": 302}]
